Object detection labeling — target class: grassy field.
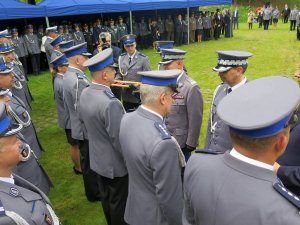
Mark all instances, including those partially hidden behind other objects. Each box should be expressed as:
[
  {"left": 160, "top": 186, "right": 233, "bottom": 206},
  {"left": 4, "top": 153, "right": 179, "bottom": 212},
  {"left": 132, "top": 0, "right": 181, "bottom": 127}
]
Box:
[{"left": 29, "top": 22, "right": 299, "bottom": 225}]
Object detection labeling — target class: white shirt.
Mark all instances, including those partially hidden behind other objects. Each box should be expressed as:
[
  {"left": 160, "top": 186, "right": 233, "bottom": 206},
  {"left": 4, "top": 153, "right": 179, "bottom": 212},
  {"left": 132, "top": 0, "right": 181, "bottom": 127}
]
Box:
[
  {"left": 230, "top": 148, "right": 273, "bottom": 171},
  {"left": 141, "top": 105, "right": 163, "bottom": 121},
  {"left": 0, "top": 175, "right": 14, "bottom": 184},
  {"left": 230, "top": 77, "right": 247, "bottom": 92}
]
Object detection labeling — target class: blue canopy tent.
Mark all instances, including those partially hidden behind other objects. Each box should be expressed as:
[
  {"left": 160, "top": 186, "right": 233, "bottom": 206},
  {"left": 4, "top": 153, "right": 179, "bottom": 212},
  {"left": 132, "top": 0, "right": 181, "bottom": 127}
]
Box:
[{"left": 0, "top": 0, "right": 44, "bottom": 20}]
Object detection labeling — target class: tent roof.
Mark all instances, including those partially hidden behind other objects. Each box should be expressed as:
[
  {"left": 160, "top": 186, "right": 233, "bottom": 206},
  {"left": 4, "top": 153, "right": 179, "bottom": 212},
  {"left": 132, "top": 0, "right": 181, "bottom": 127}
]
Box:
[{"left": 0, "top": 0, "right": 44, "bottom": 20}]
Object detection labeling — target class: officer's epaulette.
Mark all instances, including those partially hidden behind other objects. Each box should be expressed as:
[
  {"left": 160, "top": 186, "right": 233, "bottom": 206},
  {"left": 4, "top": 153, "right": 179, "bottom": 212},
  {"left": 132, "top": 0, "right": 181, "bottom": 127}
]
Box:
[
  {"left": 104, "top": 90, "right": 115, "bottom": 99},
  {"left": 154, "top": 122, "right": 171, "bottom": 140},
  {"left": 120, "top": 52, "right": 126, "bottom": 56},
  {"left": 138, "top": 52, "right": 147, "bottom": 57},
  {"left": 195, "top": 149, "right": 223, "bottom": 155},
  {"left": 273, "top": 180, "right": 300, "bottom": 210},
  {"left": 77, "top": 73, "right": 84, "bottom": 79}
]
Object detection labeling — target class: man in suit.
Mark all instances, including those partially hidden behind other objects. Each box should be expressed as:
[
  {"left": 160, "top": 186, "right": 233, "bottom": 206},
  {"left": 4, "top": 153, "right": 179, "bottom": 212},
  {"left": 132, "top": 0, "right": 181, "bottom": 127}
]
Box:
[
  {"left": 23, "top": 25, "right": 40, "bottom": 75},
  {"left": 0, "top": 101, "right": 61, "bottom": 224},
  {"left": 283, "top": 4, "right": 291, "bottom": 23},
  {"left": 205, "top": 51, "right": 252, "bottom": 153},
  {"left": 118, "top": 34, "right": 150, "bottom": 111},
  {"left": 183, "top": 76, "right": 300, "bottom": 225},
  {"left": 175, "top": 14, "right": 183, "bottom": 46},
  {"left": 232, "top": 6, "right": 239, "bottom": 29},
  {"left": 80, "top": 48, "right": 128, "bottom": 225},
  {"left": 63, "top": 43, "right": 101, "bottom": 202},
  {"left": 119, "top": 69, "right": 184, "bottom": 225},
  {"left": 159, "top": 49, "right": 203, "bottom": 161}
]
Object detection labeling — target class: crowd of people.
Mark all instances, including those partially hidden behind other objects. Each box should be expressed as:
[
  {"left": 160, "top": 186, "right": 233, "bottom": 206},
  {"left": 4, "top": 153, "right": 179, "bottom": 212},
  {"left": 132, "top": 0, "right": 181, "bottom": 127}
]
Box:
[{"left": 0, "top": 3, "right": 300, "bottom": 225}]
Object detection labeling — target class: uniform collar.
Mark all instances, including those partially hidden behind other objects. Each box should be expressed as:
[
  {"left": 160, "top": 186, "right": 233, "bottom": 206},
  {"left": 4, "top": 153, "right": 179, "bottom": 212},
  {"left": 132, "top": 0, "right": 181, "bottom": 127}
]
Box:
[
  {"left": 56, "top": 73, "right": 64, "bottom": 77},
  {"left": 127, "top": 50, "right": 137, "bottom": 59},
  {"left": 140, "top": 105, "right": 163, "bottom": 121},
  {"left": 230, "top": 77, "right": 247, "bottom": 91},
  {"left": 230, "top": 148, "right": 273, "bottom": 171},
  {"left": 68, "top": 66, "right": 85, "bottom": 74},
  {"left": 91, "top": 81, "right": 111, "bottom": 90},
  {"left": 0, "top": 175, "right": 14, "bottom": 184}
]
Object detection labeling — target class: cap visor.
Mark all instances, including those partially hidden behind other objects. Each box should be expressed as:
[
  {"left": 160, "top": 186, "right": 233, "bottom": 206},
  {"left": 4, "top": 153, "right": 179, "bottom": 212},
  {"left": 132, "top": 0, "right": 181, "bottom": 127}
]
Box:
[
  {"left": 109, "top": 63, "right": 119, "bottom": 68},
  {"left": 212, "top": 66, "right": 232, "bottom": 73},
  {"left": 159, "top": 60, "right": 173, "bottom": 65}
]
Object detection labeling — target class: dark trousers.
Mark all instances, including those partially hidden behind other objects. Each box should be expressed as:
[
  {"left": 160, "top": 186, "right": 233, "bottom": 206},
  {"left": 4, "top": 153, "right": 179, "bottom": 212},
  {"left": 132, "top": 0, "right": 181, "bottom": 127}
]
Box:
[
  {"left": 183, "top": 32, "right": 188, "bottom": 44},
  {"left": 19, "top": 56, "right": 28, "bottom": 75},
  {"left": 40, "top": 52, "right": 48, "bottom": 71},
  {"left": 263, "top": 20, "right": 269, "bottom": 30},
  {"left": 233, "top": 18, "right": 238, "bottom": 29},
  {"left": 79, "top": 140, "right": 101, "bottom": 202},
  {"left": 175, "top": 31, "right": 183, "bottom": 46},
  {"left": 98, "top": 175, "right": 129, "bottom": 225},
  {"left": 284, "top": 16, "right": 289, "bottom": 23},
  {"left": 214, "top": 27, "right": 221, "bottom": 39},
  {"left": 122, "top": 101, "right": 140, "bottom": 112},
  {"left": 140, "top": 35, "right": 147, "bottom": 49},
  {"left": 30, "top": 53, "right": 40, "bottom": 74},
  {"left": 290, "top": 20, "right": 296, "bottom": 31}
]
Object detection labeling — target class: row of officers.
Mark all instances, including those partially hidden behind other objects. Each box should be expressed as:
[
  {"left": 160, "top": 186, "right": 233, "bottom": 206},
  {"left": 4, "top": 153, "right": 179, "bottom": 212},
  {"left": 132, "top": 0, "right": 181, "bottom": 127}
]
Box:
[{"left": 0, "top": 25, "right": 300, "bottom": 225}]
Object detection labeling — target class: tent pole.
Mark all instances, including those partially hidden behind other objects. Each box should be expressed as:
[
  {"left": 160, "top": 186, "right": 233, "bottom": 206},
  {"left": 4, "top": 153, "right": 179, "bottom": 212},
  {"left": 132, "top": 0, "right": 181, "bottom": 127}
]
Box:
[
  {"left": 187, "top": 7, "right": 189, "bottom": 45},
  {"left": 45, "top": 16, "right": 50, "bottom": 27},
  {"left": 129, "top": 11, "right": 133, "bottom": 34}
]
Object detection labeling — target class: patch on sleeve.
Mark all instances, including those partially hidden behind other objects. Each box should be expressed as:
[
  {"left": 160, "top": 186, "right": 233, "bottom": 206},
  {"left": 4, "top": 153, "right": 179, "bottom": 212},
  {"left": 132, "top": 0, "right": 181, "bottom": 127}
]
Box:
[
  {"left": 273, "top": 180, "right": 300, "bottom": 210},
  {"left": 154, "top": 122, "right": 171, "bottom": 140},
  {"left": 104, "top": 90, "right": 115, "bottom": 99}
]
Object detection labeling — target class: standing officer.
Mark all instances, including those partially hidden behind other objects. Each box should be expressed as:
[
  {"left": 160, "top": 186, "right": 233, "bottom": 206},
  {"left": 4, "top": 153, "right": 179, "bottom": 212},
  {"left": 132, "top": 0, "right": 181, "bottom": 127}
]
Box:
[
  {"left": 82, "top": 23, "right": 93, "bottom": 53},
  {"left": 157, "top": 16, "right": 165, "bottom": 40},
  {"left": 175, "top": 14, "right": 183, "bottom": 46},
  {"left": 117, "top": 17, "right": 128, "bottom": 48},
  {"left": 63, "top": 25, "right": 73, "bottom": 41},
  {"left": 159, "top": 49, "right": 203, "bottom": 160},
  {"left": 11, "top": 28, "right": 28, "bottom": 75},
  {"left": 0, "top": 101, "right": 60, "bottom": 224},
  {"left": 205, "top": 51, "right": 252, "bottom": 153},
  {"left": 63, "top": 43, "right": 101, "bottom": 202},
  {"left": 80, "top": 49, "right": 128, "bottom": 225},
  {"left": 290, "top": 6, "right": 299, "bottom": 31},
  {"left": 183, "top": 76, "right": 300, "bottom": 225},
  {"left": 118, "top": 34, "right": 151, "bottom": 111},
  {"left": 165, "top": 15, "right": 175, "bottom": 41},
  {"left": 23, "top": 25, "right": 40, "bottom": 75},
  {"left": 93, "top": 19, "right": 107, "bottom": 47},
  {"left": 44, "top": 26, "right": 58, "bottom": 70},
  {"left": 189, "top": 13, "right": 197, "bottom": 43},
  {"left": 119, "top": 69, "right": 184, "bottom": 225},
  {"left": 73, "top": 24, "right": 85, "bottom": 45},
  {"left": 138, "top": 17, "right": 148, "bottom": 49},
  {"left": 107, "top": 19, "right": 118, "bottom": 47}
]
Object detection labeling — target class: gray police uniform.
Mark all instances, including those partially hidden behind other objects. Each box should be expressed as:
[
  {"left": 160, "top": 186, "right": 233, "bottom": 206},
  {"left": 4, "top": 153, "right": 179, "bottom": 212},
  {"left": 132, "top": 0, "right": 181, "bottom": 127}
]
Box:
[
  {"left": 118, "top": 51, "right": 150, "bottom": 106},
  {"left": 53, "top": 73, "right": 68, "bottom": 128},
  {"left": 11, "top": 37, "right": 28, "bottom": 58},
  {"left": 183, "top": 152, "right": 300, "bottom": 225},
  {"left": 73, "top": 31, "right": 85, "bottom": 45},
  {"left": 23, "top": 33, "right": 41, "bottom": 74},
  {"left": 117, "top": 24, "right": 128, "bottom": 44},
  {"left": 107, "top": 26, "right": 119, "bottom": 46},
  {"left": 119, "top": 106, "right": 183, "bottom": 225},
  {"left": 63, "top": 33, "right": 73, "bottom": 42},
  {"left": 63, "top": 66, "right": 90, "bottom": 140},
  {"left": 166, "top": 71, "right": 203, "bottom": 149},
  {"left": 44, "top": 37, "right": 54, "bottom": 68},
  {"left": 0, "top": 174, "right": 59, "bottom": 224}
]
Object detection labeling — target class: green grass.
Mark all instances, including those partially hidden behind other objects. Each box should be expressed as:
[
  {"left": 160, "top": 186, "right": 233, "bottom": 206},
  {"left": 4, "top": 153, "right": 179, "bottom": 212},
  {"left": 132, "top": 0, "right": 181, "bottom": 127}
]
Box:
[{"left": 30, "top": 22, "right": 299, "bottom": 225}]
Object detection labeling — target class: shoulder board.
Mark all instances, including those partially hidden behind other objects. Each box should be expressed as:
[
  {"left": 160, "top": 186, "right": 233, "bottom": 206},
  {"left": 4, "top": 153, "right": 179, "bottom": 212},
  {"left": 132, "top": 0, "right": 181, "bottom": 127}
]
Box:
[
  {"left": 120, "top": 52, "right": 126, "bottom": 56},
  {"left": 77, "top": 73, "right": 84, "bottom": 79},
  {"left": 104, "top": 90, "right": 115, "bottom": 99},
  {"left": 154, "top": 122, "right": 171, "bottom": 140},
  {"left": 273, "top": 181, "right": 300, "bottom": 210},
  {"left": 138, "top": 52, "right": 147, "bottom": 57},
  {"left": 195, "top": 149, "right": 223, "bottom": 155}
]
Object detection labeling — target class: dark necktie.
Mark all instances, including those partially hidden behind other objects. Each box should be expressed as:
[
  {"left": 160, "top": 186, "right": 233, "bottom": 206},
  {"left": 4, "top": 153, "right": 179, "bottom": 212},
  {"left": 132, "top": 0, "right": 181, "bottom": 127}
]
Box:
[
  {"left": 227, "top": 88, "right": 232, "bottom": 94},
  {"left": 129, "top": 57, "right": 132, "bottom": 65}
]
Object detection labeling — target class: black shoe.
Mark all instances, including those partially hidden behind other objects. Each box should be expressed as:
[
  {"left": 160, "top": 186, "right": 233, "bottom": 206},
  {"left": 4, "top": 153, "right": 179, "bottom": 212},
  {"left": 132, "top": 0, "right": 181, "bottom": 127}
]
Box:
[{"left": 73, "top": 167, "right": 83, "bottom": 175}]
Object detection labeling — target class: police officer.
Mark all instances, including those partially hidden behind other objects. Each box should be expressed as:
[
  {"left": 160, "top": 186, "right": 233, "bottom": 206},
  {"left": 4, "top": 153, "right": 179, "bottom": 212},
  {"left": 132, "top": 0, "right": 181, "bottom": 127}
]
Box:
[
  {"left": 49, "top": 34, "right": 64, "bottom": 60},
  {"left": 138, "top": 17, "right": 148, "bottom": 49},
  {"left": 93, "top": 19, "right": 107, "bottom": 47},
  {"left": 118, "top": 34, "right": 150, "bottom": 111},
  {"left": 73, "top": 24, "right": 85, "bottom": 45},
  {"left": 119, "top": 69, "right": 184, "bottom": 225},
  {"left": 175, "top": 14, "right": 183, "bottom": 46},
  {"left": 11, "top": 28, "right": 28, "bottom": 75},
  {"left": 205, "top": 51, "right": 252, "bottom": 153},
  {"left": 183, "top": 76, "right": 300, "bottom": 225},
  {"left": 117, "top": 17, "right": 128, "bottom": 48},
  {"left": 0, "top": 101, "right": 60, "bottom": 224},
  {"left": 0, "top": 43, "right": 32, "bottom": 113},
  {"left": 165, "top": 15, "right": 175, "bottom": 41},
  {"left": 63, "top": 43, "right": 100, "bottom": 202},
  {"left": 80, "top": 49, "right": 128, "bottom": 225},
  {"left": 44, "top": 26, "right": 58, "bottom": 70},
  {"left": 107, "top": 19, "right": 118, "bottom": 46},
  {"left": 63, "top": 25, "right": 73, "bottom": 41},
  {"left": 159, "top": 49, "right": 203, "bottom": 161},
  {"left": 0, "top": 60, "right": 52, "bottom": 195},
  {"left": 189, "top": 13, "right": 197, "bottom": 43},
  {"left": 82, "top": 23, "right": 93, "bottom": 53},
  {"left": 23, "top": 25, "right": 40, "bottom": 75}
]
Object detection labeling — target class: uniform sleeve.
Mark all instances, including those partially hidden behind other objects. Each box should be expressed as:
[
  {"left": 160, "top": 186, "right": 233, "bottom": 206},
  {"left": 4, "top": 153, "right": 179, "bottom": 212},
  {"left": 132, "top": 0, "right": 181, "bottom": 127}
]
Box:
[
  {"left": 182, "top": 187, "right": 196, "bottom": 225},
  {"left": 278, "top": 166, "right": 300, "bottom": 188},
  {"left": 143, "top": 57, "right": 151, "bottom": 71},
  {"left": 150, "top": 139, "right": 183, "bottom": 225},
  {"left": 186, "top": 84, "right": 203, "bottom": 148},
  {"left": 23, "top": 36, "right": 32, "bottom": 55},
  {"left": 104, "top": 100, "right": 125, "bottom": 152}
]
